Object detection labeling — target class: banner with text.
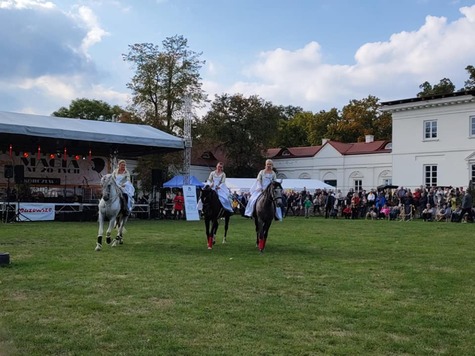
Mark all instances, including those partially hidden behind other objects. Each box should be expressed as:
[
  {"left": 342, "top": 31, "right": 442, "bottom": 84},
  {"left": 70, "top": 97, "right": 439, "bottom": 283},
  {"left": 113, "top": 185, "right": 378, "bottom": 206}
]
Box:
[
  {"left": 17, "top": 203, "right": 55, "bottom": 221},
  {"left": 183, "top": 185, "right": 200, "bottom": 221}
]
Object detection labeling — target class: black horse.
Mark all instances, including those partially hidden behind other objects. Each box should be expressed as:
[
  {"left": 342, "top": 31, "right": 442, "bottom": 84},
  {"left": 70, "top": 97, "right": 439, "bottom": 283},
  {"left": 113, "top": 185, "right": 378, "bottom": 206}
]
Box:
[
  {"left": 200, "top": 185, "right": 232, "bottom": 249},
  {"left": 253, "top": 180, "right": 283, "bottom": 253}
]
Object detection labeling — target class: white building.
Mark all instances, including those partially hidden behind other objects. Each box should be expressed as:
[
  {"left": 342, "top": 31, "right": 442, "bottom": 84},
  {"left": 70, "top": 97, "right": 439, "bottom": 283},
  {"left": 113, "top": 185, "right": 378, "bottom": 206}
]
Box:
[
  {"left": 268, "top": 89, "right": 475, "bottom": 194},
  {"left": 268, "top": 136, "right": 392, "bottom": 193},
  {"left": 381, "top": 90, "right": 475, "bottom": 190}
]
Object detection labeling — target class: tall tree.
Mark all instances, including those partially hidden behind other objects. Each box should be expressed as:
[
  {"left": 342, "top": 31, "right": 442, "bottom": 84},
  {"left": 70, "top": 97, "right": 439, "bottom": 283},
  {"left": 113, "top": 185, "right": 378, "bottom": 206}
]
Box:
[
  {"left": 123, "top": 35, "right": 207, "bottom": 131},
  {"left": 327, "top": 96, "right": 392, "bottom": 142},
  {"left": 196, "top": 94, "right": 280, "bottom": 177},
  {"left": 52, "top": 98, "right": 123, "bottom": 121},
  {"left": 417, "top": 78, "right": 455, "bottom": 97},
  {"left": 463, "top": 65, "right": 475, "bottom": 90},
  {"left": 307, "top": 108, "right": 341, "bottom": 146}
]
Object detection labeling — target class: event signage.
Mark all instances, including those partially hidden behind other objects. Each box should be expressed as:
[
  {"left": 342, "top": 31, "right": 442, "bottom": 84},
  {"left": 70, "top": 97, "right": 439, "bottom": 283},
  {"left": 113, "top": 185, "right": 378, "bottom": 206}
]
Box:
[
  {"left": 182, "top": 185, "right": 200, "bottom": 221},
  {"left": 0, "top": 153, "right": 108, "bottom": 187},
  {"left": 24, "top": 178, "right": 61, "bottom": 185},
  {"left": 17, "top": 203, "right": 55, "bottom": 221}
]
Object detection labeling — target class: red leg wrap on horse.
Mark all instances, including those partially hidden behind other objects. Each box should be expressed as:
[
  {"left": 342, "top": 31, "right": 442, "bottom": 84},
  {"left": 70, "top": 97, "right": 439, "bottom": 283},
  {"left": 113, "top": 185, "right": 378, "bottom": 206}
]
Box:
[
  {"left": 208, "top": 237, "right": 213, "bottom": 248},
  {"left": 258, "top": 239, "right": 264, "bottom": 250}
]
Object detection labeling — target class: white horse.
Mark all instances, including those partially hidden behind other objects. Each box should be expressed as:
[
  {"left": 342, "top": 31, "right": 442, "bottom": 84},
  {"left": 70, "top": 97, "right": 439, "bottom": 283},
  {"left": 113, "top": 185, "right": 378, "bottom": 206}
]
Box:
[{"left": 95, "top": 174, "right": 129, "bottom": 251}]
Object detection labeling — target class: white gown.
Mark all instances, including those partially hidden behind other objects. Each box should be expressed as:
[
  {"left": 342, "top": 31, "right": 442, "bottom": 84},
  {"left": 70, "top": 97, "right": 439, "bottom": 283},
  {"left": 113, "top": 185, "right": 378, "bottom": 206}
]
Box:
[
  {"left": 244, "top": 171, "right": 282, "bottom": 220},
  {"left": 114, "top": 172, "right": 135, "bottom": 211},
  {"left": 208, "top": 172, "right": 233, "bottom": 213}
]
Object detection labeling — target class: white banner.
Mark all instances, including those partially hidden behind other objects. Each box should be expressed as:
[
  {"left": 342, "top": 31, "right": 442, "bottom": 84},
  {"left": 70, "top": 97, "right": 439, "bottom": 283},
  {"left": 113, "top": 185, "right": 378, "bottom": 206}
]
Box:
[
  {"left": 17, "top": 203, "right": 55, "bottom": 221},
  {"left": 183, "top": 185, "right": 200, "bottom": 221}
]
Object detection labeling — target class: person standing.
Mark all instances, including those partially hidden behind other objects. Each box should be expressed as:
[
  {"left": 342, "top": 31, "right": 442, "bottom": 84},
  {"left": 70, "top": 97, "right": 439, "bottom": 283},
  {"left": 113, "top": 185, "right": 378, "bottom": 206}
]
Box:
[
  {"left": 461, "top": 190, "right": 473, "bottom": 222},
  {"left": 173, "top": 191, "right": 185, "bottom": 219},
  {"left": 207, "top": 162, "right": 234, "bottom": 213},
  {"left": 112, "top": 159, "right": 135, "bottom": 215},
  {"left": 303, "top": 196, "right": 312, "bottom": 218},
  {"left": 244, "top": 159, "right": 282, "bottom": 220}
]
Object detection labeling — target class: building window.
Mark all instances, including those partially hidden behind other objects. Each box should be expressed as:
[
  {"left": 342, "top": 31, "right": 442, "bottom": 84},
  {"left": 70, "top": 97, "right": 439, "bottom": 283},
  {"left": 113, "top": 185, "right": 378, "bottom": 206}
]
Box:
[
  {"left": 424, "top": 120, "right": 437, "bottom": 139},
  {"left": 424, "top": 165, "right": 437, "bottom": 187},
  {"left": 471, "top": 116, "right": 475, "bottom": 137},
  {"left": 324, "top": 180, "right": 336, "bottom": 187},
  {"left": 354, "top": 179, "right": 362, "bottom": 192},
  {"left": 471, "top": 164, "right": 475, "bottom": 182}
]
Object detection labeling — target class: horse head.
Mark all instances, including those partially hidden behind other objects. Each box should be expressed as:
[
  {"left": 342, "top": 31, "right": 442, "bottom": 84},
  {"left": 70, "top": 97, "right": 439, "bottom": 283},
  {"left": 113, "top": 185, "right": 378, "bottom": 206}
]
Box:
[
  {"left": 201, "top": 185, "right": 221, "bottom": 216},
  {"left": 101, "top": 174, "right": 112, "bottom": 201},
  {"left": 270, "top": 181, "right": 284, "bottom": 208}
]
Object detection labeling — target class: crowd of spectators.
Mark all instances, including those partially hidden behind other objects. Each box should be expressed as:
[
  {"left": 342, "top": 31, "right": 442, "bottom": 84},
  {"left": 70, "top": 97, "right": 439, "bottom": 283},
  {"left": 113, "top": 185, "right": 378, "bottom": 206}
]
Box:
[{"left": 231, "top": 185, "right": 474, "bottom": 223}]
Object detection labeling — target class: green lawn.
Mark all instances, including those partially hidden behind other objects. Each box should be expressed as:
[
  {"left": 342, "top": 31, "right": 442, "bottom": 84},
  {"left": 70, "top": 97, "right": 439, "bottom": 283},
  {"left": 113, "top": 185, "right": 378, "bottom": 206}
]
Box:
[{"left": 1, "top": 217, "right": 474, "bottom": 355}]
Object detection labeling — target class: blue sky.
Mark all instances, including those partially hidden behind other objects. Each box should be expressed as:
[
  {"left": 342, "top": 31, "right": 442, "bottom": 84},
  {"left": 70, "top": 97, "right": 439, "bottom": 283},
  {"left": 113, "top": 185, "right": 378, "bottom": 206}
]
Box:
[{"left": 1, "top": 0, "right": 475, "bottom": 117}]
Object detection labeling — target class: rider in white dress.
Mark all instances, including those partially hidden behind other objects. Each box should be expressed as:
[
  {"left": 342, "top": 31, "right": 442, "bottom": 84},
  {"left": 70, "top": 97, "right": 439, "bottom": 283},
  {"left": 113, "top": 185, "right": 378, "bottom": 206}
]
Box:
[
  {"left": 207, "top": 162, "right": 234, "bottom": 213},
  {"left": 112, "top": 159, "right": 135, "bottom": 214},
  {"left": 244, "top": 159, "right": 282, "bottom": 220}
]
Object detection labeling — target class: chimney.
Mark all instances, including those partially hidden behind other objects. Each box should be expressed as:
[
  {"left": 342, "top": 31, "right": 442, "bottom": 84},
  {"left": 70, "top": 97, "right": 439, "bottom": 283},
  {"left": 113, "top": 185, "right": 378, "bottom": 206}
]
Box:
[
  {"left": 365, "top": 135, "right": 374, "bottom": 143},
  {"left": 322, "top": 138, "right": 329, "bottom": 145}
]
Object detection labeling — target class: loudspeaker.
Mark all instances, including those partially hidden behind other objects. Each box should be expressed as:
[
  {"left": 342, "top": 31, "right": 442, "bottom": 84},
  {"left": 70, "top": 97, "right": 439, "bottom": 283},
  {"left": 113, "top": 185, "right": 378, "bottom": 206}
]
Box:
[
  {"left": 152, "top": 169, "right": 164, "bottom": 186},
  {"left": 4, "top": 165, "right": 13, "bottom": 179},
  {"left": 14, "top": 165, "right": 24, "bottom": 184}
]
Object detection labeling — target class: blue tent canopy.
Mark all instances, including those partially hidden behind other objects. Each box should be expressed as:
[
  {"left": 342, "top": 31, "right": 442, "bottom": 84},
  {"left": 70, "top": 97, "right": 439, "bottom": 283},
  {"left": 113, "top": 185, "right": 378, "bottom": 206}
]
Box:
[{"left": 162, "top": 175, "right": 204, "bottom": 188}]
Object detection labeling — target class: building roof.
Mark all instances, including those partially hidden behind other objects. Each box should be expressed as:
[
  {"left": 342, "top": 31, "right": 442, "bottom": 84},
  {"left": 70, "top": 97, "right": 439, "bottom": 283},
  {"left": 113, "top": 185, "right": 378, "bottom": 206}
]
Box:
[
  {"left": 0, "top": 111, "right": 184, "bottom": 158},
  {"left": 268, "top": 139, "right": 391, "bottom": 159},
  {"left": 381, "top": 89, "right": 475, "bottom": 106},
  {"left": 328, "top": 140, "right": 391, "bottom": 155}
]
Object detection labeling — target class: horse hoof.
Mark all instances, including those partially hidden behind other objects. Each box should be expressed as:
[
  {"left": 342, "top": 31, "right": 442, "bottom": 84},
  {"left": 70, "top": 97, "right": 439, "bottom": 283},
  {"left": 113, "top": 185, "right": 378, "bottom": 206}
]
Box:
[
  {"left": 111, "top": 239, "right": 118, "bottom": 247},
  {"left": 95, "top": 243, "right": 102, "bottom": 251},
  {"left": 106, "top": 237, "right": 112, "bottom": 245},
  {"left": 208, "top": 246, "right": 212, "bottom": 250}
]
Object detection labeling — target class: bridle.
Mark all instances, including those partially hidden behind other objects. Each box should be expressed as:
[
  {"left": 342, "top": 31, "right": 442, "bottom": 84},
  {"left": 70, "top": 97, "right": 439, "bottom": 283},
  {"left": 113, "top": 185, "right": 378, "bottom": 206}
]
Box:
[{"left": 102, "top": 175, "right": 121, "bottom": 204}]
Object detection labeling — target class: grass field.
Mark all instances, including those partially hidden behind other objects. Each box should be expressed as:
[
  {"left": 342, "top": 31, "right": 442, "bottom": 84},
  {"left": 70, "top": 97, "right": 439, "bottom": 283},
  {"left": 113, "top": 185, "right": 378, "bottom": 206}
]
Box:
[{"left": 1, "top": 216, "right": 475, "bottom": 355}]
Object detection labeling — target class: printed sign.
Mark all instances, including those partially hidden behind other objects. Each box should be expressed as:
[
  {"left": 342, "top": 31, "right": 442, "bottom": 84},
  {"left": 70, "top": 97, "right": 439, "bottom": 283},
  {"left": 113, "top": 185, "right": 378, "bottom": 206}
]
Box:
[{"left": 183, "top": 185, "right": 200, "bottom": 221}]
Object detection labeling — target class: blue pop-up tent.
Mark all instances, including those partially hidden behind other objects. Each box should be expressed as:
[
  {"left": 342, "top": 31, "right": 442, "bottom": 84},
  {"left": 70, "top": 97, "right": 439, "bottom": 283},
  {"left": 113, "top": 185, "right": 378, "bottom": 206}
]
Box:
[{"left": 162, "top": 175, "right": 205, "bottom": 188}]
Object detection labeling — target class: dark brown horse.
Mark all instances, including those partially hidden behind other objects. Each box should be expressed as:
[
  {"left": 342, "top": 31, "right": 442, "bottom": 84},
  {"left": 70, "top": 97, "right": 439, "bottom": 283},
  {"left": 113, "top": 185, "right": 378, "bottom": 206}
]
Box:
[
  {"left": 200, "top": 185, "right": 232, "bottom": 249},
  {"left": 253, "top": 181, "right": 283, "bottom": 253}
]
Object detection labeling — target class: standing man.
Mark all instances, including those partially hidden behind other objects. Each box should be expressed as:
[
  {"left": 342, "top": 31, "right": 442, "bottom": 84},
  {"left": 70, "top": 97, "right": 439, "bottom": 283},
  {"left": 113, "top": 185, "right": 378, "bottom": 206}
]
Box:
[{"left": 461, "top": 190, "right": 473, "bottom": 222}]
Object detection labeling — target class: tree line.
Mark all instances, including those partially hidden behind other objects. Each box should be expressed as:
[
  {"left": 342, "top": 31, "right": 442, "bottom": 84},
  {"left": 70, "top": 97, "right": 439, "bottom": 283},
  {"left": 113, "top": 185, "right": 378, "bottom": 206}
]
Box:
[{"left": 52, "top": 35, "right": 475, "bottom": 187}]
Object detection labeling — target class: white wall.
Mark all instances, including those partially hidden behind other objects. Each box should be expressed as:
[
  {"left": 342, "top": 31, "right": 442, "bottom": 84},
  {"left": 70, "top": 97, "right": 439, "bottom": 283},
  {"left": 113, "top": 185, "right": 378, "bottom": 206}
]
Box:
[{"left": 389, "top": 95, "right": 475, "bottom": 189}]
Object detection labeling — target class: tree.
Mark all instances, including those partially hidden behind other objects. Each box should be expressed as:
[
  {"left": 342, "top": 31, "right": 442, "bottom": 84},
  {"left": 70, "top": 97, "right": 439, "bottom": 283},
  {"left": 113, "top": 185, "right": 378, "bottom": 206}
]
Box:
[
  {"left": 123, "top": 35, "right": 207, "bottom": 131},
  {"left": 417, "top": 78, "right": 455, "bottom": 98},
  {"left": 307, "top": 108, "right": 341, "bottom": 145},
  {"left": 196, "top": 94, "right": 280, "bottom": 177},
  {"left": 463, "top": 65, "right": 475, "bottom": 90},
  {"left": 52, "top": 98, "right": 124, "bottom": 121},
  {"left": 318, "top": 96, "right": 392, "bottom": 143}
]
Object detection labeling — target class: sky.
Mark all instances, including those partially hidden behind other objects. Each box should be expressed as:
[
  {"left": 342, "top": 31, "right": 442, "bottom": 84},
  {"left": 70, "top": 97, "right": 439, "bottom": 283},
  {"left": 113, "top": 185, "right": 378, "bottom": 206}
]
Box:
[{"left": 1, "top": 0, "right": 475, "bottom": 118}]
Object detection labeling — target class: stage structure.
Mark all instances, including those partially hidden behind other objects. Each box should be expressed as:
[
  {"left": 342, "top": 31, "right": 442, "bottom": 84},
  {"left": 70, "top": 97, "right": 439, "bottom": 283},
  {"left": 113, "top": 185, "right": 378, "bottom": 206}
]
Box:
[
  {"left": 0, "top": 111, "right": 185, "bottom": 222},
  {"left": 182, "top": 96, "right": 193, "bottom": 186}
]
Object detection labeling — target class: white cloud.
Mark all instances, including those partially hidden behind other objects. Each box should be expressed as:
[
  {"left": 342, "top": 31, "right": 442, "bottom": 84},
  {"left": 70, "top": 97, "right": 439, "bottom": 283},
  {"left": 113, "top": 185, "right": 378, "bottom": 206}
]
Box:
[
  {"left": 71, "top": 5, "right": 110, "bottom": 56},
  {"left": 224, "top": 4, "right": 475, "bottom": 110},
  {"left": 0, "top": 1, "right": 123, "bottom": 115},
  {"left": 0, "top": 0, "right": 55, "bottom": 9}
]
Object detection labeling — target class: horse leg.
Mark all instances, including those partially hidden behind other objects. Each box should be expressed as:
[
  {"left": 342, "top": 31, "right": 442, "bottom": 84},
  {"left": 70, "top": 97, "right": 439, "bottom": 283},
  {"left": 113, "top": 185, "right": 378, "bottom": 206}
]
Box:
[
  {"left": 106, "top": 218, "right": 115, "bottom": 245},
  {"left": 212, "top": 219, "right": 218, "bottom": 245},
  {"left": 96, "top": 213, "right": 104, "bottom": 251},
  {"left": 260, "top": 221, "right": 272, "bottom": 252},
  {"left": 222, "top": 215, "right": 229, "bottom": 243},
  {"left": 118, "top": 215, "right": 128, "bottom": 245},
  {"left": 205, "top": 218, "right": 213, "bottom": 249}
]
